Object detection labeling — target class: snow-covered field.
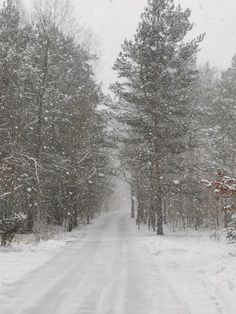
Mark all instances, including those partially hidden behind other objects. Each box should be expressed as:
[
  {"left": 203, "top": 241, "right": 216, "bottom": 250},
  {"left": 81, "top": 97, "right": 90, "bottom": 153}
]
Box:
[{"left": 0, "top": 210, "right": 236, "bottom": 313}]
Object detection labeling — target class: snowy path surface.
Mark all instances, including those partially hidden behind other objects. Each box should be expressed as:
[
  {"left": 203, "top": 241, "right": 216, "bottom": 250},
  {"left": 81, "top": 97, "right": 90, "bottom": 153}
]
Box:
[{"left": 0, "top": 210, "right": 236, "bottom": 314}]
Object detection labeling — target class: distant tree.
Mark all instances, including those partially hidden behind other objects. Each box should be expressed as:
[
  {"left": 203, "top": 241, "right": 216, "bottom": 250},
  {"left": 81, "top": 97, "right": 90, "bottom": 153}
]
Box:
[{"left": 215, "top": 55, "right": 236, "bottom": 172}]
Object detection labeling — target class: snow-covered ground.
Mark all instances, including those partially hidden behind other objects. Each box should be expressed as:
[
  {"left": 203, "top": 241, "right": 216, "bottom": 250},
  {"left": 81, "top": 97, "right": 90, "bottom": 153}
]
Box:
[
  {"left": 0, "top": 210, "right": 236, "bottom": 313},
  {"left": 144, "top": 231, "right": 236, "bottom": 314},
  {"left": 0, "top": 227, "right": 86, "bottom": 293}
]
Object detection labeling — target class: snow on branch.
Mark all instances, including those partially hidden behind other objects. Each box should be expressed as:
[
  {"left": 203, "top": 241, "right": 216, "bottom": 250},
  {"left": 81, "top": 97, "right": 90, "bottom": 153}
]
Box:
[{"left": 202, "top": 170, "right": 236, "bottom": 199}]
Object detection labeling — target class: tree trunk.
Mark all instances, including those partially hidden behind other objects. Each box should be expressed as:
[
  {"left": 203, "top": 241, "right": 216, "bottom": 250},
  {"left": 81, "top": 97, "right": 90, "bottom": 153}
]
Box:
[
  {"left": 33, "top": 37, "right": 50, "bottom": 238},
  {"left": 153, "top": 137, "right": 164, "bottom": 236},
  {"left": 131, "top": 185, "right": 135, "bottom": 218},
  {"left": 105, "top": 199, "right": 109, "bottom": 212}
]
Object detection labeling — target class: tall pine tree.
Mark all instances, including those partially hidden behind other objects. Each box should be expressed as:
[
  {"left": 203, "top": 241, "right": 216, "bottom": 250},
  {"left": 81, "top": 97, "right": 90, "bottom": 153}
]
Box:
[{"left": 112, "top": 0, "right": 204, "bottom": 234}]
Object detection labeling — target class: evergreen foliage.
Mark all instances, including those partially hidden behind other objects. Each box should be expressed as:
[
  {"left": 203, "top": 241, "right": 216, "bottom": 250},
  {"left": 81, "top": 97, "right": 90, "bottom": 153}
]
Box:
[
  {"left": 112, "top": 0, "right": 204, "bottom": 234},
  {"left": 0, "top": 0, "right": 113, "bottom": 245}
]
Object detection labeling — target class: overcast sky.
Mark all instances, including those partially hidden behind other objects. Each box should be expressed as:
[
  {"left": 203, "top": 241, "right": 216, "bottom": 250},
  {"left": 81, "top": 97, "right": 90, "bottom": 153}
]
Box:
[
  {"left": 21, "top": 0, "right": 236, "bottom": 90},
  {"left": 71, "top": 0, "right": 236, "bottom": 90}
]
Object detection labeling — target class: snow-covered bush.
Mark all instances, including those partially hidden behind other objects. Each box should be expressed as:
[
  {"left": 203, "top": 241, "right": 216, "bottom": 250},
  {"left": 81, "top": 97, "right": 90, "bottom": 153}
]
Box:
[
  {"left": 202, "top": 171, "right": 236, "bottom": 238},
  {"left": 0, "top": 213, "right": 26, "bottom": 246}
]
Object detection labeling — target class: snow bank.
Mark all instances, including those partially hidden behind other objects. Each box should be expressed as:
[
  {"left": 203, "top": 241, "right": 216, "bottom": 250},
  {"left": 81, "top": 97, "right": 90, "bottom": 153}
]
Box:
[
  {"left": 0, "top": 226, "right": 86, "bottom": 293},
  {"left": 143, "top": 230, "right": 236, "bottom": 314}
]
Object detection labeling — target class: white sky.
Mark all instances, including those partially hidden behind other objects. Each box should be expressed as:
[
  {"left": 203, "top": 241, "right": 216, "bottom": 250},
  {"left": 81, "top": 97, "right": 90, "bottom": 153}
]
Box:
[
  {"left": 73, "top": 0, "right": 236, "bottom": 90},
  {"left": 21, "top": 0, "right": 236, "bottom": 90}
]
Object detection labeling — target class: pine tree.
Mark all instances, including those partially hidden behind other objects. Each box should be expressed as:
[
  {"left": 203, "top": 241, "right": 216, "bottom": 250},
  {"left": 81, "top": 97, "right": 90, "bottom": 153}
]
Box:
[
  {"left": 112, "top": 0, "right": 204, "bottom": 234},
  {"left": 215, "top": 55, "right": 236, "bottom": 173}
]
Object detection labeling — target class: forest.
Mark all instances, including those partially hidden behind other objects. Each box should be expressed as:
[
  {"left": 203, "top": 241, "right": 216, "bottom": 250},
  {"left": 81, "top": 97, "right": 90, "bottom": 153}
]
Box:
[{"left": 0, "top": 0, "right": 236, "bottom": 246}]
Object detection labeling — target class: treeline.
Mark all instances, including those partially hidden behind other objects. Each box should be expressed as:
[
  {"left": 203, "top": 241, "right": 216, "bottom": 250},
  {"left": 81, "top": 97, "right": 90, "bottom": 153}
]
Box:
[
  {"left": 0, "top": 0, "right": 112, "bottom": 244},
  {"left": 112, "top": 0, "right": 236, "bottom": 235}
]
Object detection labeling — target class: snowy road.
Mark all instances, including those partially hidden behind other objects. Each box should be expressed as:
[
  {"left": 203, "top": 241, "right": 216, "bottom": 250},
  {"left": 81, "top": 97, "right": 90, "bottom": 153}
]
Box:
[{"left": 0, "top": 210, "right": 236, "bottom": 314}]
